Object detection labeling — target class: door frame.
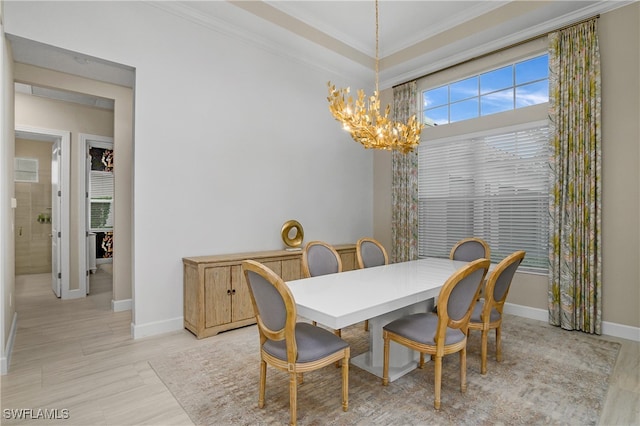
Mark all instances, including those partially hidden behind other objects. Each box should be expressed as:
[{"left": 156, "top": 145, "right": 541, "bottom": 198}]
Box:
[
  {"left": 51, "top": 139, "right": 62, "bottom": 297},
  {"left": 15, "top": 125, "right": 73, "bottom": 298}
]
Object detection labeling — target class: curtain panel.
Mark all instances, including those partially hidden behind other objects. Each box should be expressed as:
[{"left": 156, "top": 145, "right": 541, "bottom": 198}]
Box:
[
  {"left": 548, "top": 19, "right": 602, "bottom": 334},
  {"left": 391, "top": 81, "right": 419, "bottom": 263}
]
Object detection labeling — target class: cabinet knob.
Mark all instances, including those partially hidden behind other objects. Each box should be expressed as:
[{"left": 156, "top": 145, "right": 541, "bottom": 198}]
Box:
[
  {"left": 231, "top": 289, "right": 236, "bottom": 294},
  {"left": 227, "top": 289, "right": 231, "bottom": 295}
]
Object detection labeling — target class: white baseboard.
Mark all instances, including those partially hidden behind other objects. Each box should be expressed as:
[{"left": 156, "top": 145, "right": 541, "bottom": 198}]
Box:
[
  {"left": 503, "top": 302, "right": 548, "bottom": 322},
  {"left": 504, "top": 302, "right": 640, "bottom": 342},
  {"left": 602, "top": 321, "right": 640, "bottom": 342},
  {"left": 112, "top": 298, "right": 132, "bottom": 312},
  {"left": 131, "top": 316, "right": 183, "bottom": 339},
  {"left": 1, "top": 312, "right": 18, "bottom": 375}
]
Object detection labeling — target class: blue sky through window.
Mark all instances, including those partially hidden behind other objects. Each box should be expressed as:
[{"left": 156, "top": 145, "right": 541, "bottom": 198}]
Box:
[{"left": 423, "top": 54, "right": 549, "bottom": 126}]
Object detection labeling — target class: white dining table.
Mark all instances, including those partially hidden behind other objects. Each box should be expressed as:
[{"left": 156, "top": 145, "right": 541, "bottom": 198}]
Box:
[{"left": 286, "top": 257, "right": 473, "bottom": 382}]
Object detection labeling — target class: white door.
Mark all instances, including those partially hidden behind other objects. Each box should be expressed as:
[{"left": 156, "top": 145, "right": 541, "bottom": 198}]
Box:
[{"left": 51, "top": 140, "right": 62, "bottom": 297}]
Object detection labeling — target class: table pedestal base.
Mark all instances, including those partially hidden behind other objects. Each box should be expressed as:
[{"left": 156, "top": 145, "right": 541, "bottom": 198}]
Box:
[{"left": 351, "top": 299, "right": 434, "bottom": 382}]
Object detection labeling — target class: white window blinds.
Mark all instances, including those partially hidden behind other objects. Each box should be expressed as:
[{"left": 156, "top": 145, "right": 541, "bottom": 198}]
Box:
[
  {"left": 14, "top": 158, "right": 39, "bottom": 182},
  {"left": 418, "top": 120, "right": 550, "bottom": 272},
  {"left": 90, "top": 170, "right": 114, "bottom": 230}
]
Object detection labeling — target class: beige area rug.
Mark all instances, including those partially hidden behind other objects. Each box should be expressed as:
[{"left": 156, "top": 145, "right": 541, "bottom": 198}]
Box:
[{"left": 150, "top": 316, "right": 620, "bottom": 425}]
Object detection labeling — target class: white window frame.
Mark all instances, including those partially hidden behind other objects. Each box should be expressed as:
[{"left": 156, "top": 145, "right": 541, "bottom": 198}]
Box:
[
  {"left": 14, "top": 157, "right": 39, "bottom": 183},
  {"left": 422, "top": 53, "right": 549, "bottom": 125},
  {"left": 416, "top": 39, "right": 550, "bottom": 273}
]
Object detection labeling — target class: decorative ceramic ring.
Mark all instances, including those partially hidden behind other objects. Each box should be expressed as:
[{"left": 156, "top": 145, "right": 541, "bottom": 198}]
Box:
[{"left": 281, "top": 220, "right": 304, "bottom": 248}]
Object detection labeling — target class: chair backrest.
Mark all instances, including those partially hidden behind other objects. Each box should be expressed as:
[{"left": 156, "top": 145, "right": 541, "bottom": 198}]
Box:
[
  {"left": 450, "top": 237, "right": 490, "bottom": 262},
  {"left": 242, "top": 259, "right": 298, "bottom": 361},
  {"left": 483, "top": 250, "right": 525, "bottom": 315},
  {"left": 302, "top": 241, "right": 343, "bottom": 278},
  {"left": 356, "top": 237, "right": 389, "bottom": 269},
  {"left": 436, "top": 258, "right": 490, "bottom": 336}
]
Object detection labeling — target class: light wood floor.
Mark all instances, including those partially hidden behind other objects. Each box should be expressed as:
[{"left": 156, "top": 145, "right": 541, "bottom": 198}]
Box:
[{"left": 1, "top": 270, "right": 638, "bottom": 425}]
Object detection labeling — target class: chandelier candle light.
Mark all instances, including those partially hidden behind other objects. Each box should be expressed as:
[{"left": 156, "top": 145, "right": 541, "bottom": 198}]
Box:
[{"left": 327, "top": 0, "right": 424, "bottom": 154}]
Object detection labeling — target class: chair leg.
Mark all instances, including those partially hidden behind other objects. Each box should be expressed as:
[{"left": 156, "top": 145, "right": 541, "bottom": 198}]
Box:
[
  {"left": 258, "top": 359, "right": 266, "bottom": 408},
  {"left": 341, "top": 352, "right": 349, "bottom": 412},
  {"left": 312, "top": 321, "right": 317, "bottom": 326},
  {"left": 297, "top": 373, "right": 303, "bottom": 384},
  {"left": 364, "top": 319, "right": 369, "bottom": 332},
  {"left": 289, "top": 370, "right": 297, "bottom": 426},
  {"left": 382, "top": 332, "right": 390, "bottom": 386},
  {"left": 460, "top": 346, "right": 467, "bottom": 393},
  {"left": 434, "top": 355, "right": 442, "bottom": 410},
  {"left": 481, "top": 328, "right": 489, "bottom": 375},
  {"left": 418, "top": 353, "right": 425, "bottom": 369},
  {"left": 496, "top": 325, "right": 502, "bottom": 362}
]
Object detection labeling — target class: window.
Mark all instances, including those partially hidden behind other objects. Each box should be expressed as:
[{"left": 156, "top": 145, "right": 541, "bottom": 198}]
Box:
[
  {"left": 14, "top": 158, "right": 39, "bottom": 183},
  {"left": 89, "top": 147, "right": 114, "bottom": 231},
  {"left": 423, "top": 54, "right": 548, "bottom": 126},
  {"left": 418, "top": 122, "right": 550, "bottom": 272}
]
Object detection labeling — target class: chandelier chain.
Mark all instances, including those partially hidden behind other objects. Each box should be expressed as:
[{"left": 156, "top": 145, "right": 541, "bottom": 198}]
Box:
[
  {"left": 375, "top": 0, "right": 379, "bottom": 95},
  {"left": 326, "top": 0, "right": 424, "bottom": 154}
]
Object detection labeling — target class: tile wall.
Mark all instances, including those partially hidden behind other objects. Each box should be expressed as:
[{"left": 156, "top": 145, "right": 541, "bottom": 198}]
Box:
[{"left": 15, "top": 138, "right": 53, "bottom": 275}]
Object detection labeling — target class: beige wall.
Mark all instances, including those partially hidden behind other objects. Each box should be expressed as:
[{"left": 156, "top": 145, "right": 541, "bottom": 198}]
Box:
[
  {"left": 598, "top": 3, "right": 640, "bottom": 328},
  {"left": 14, "top": 91, "right": 114, "bottom": 291},
  {"left": 14, "top": 138, "right": 53, "bottom": 274},
  {"left": 373, "top": 3, "right": 640, "bottom": 329},
  {"left": 373, "top": 89, "right": 394, "bottom": 255},
  {"left": 13, "top": 64, "right": 133, "bottom": 303}
]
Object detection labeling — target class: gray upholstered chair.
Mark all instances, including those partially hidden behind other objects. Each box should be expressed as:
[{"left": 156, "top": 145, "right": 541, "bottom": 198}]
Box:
[
  {"left": 356, "top": 237, "right": 389, "bottom": 269},
  {"left": 302, "top": 240, "right": 343, "bottom": 278},
  {"left": 433, "top": 237, "right": 490, "bottom": 313},
  {"left": 356, "top": 237, "right": 389, "bottom": 331},
  {"left": 450, "top": 237, "right": 490, "bottom": 261},
  {"left": 468, "top": 250, "right": 525, "bottom": 374},
  {"left": 302, "top": 241, "right": 343, "bottom": 335},
  {"left": 242, "top": 259, "right": 350, "bottom": 426},
  {"left": 382, "top": 258, "right": 490, "bottom": 410}
]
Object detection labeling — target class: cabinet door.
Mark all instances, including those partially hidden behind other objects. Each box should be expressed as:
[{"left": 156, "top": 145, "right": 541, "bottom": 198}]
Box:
[
  {"left": 231, "top": 265, "right": 255, "bottom": 322},
  {"left": 340, "top": 250, "right": 356, "bottom": 271},
  {"left": 261, "top": 260, "right": 282, "bottom": 276},
  {"left": 204, "top": 266, "right": 232, "bottom": 327},
  {"left": 281, "top": 258, "right": 301, "bottom": 281}
]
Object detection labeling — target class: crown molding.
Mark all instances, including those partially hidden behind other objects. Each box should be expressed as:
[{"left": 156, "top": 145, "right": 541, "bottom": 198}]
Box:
[
  {"left": 380, "top": 1, "right": 632, "bottom": 89},
  {"left": 146, "top": 1, "right": 371, "bottom": 84},
  {"left": 146, "top": 1, "right": 633, "bottom": 91}
]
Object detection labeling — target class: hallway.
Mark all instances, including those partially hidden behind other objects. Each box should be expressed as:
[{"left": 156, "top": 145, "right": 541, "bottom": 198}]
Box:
[{"left": 1, "top": 268, "right": 194, "bottom": 425}]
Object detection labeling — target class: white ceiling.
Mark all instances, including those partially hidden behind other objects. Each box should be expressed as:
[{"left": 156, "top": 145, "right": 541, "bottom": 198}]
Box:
[
  {"left": 261, "top": 1, "right": 509, "bottom": 58},
  {"left": 8, "top": 0, "right": 631, "bottom": 103},
  {"left": 216, "top": 0, "right": 627, "bottom": 87}
]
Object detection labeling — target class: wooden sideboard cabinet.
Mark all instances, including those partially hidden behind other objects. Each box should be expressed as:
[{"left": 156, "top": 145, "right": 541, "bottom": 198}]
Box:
[{"left": 183, "top": 244, "right": 356, "bottom": 339}]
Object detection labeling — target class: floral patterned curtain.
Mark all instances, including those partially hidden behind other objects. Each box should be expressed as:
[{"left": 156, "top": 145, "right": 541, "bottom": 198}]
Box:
[
  {"left": 548, "top": 19, "right": 602, "bottom": 334},
  {"left": 391, "top": 81, "right": 419, "bottom": 263}
]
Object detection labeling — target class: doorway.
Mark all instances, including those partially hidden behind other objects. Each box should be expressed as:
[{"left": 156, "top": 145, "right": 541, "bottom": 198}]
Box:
[
  {"left": 81, "top": 134, "right": 115, "bottom": 295},
  {"left": 14, "top": 126, "right": 71, "bottom": 298},
  {"left": 9, "top": 36, "right": 135, "bottom": 329}
]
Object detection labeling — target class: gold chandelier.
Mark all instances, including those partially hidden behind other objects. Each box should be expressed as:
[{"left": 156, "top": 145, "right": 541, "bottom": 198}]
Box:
[{"left": 327, "top": 0, "right": 423, "bottom": 154}]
